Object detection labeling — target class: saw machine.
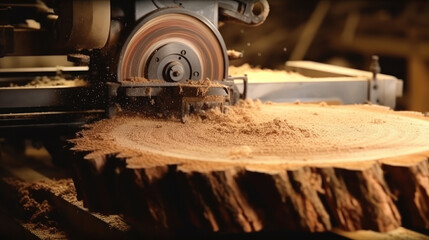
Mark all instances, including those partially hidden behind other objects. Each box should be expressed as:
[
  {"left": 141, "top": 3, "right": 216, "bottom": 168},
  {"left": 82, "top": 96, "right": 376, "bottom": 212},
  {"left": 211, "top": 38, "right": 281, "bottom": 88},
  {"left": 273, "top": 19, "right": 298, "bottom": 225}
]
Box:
[{"left": 0, "top": 0, "right": 269, "bottom": 135}]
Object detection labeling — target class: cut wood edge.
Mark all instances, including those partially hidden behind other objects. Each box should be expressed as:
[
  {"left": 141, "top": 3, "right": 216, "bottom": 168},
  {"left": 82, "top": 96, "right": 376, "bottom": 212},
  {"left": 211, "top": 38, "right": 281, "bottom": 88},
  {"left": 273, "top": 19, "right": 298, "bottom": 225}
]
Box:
[
  {"left": 71, "top": 103, "right": 429, "bottom": 173},
  {"left": 71, "top": 148, "right": 429, "bottom": 174},
  {"left": 332, "top": 227, "right": 429, "bottom": 240}
]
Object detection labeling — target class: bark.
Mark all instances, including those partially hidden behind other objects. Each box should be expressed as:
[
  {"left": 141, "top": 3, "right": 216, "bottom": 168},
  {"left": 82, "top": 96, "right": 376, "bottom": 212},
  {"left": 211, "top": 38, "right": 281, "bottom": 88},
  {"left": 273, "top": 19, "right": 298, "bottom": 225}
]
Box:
[{"left": 70, "top": 103, "right": 429, "bottom": 233}]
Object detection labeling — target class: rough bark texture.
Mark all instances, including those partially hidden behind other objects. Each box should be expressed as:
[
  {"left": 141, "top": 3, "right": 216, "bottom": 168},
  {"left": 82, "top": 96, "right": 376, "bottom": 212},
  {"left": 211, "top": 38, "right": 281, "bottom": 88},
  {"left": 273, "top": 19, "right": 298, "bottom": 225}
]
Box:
[{"left": 70, "top": 102, "right": 429, "bottom": 234}]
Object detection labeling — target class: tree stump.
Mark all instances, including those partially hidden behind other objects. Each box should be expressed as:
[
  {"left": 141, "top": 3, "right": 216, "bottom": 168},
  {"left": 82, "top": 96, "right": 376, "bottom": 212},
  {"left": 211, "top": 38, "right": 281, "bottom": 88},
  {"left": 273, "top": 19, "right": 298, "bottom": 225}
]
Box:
[{"left": 70, "top": 100, "right": 429, "bottom": 234}]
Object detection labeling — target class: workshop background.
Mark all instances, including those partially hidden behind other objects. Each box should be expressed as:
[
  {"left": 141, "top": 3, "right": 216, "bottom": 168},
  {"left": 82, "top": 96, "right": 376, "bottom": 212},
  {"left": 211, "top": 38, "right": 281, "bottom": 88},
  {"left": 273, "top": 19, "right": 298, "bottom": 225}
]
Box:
[
  {"left": 219, "top": 0, "right": 429, "bottom": 112},
  {"left": 1, "top": 1, "right": 429, "bottom": 239},
  {"left": 1, "top": 0, "right": 428, "bottom": 111}
]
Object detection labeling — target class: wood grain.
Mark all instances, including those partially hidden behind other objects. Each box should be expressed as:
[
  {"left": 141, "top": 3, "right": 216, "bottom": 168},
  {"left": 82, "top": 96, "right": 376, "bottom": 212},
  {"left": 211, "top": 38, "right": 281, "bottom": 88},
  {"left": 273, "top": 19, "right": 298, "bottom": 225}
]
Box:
[{"left": 71, "top": 101, "right": 429, "bottom": 233}]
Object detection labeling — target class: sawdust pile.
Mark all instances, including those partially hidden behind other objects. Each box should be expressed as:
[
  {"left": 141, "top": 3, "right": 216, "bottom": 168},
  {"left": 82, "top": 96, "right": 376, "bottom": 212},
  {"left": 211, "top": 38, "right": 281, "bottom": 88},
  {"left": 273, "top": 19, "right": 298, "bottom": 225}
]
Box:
[
  {"left": 199, "top": 99, "right": 316, "bottom": 139},
  {"left": 15, "top": 180, "right": 54, "bottom": 224},
  {"left": 127, "top": 76, "right": 162, "bottom": 83},
  {"left": 2, "top": 178, "right": 76, "bottom": 234},
  {"left": 9, "top": 76, "right": 87, "bottom": 87},
  {"left": 229, "top": 64, "right": 309, "bottom": 83},
  {"left": 72, "top": 99, "right": 429, "bottom": 170}
]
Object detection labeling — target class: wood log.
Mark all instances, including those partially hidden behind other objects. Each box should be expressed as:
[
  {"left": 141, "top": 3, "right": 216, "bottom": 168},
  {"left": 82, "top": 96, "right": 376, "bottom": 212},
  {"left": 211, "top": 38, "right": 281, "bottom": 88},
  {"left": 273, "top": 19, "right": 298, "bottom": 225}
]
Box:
[{"left": 70, "top": 100, "right": 429, "bottom": 234}]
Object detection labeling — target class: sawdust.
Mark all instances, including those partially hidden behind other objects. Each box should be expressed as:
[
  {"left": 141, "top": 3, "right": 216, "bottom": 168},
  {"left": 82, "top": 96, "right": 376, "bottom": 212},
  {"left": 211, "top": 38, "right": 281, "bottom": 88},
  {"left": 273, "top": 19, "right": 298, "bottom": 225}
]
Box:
[
  {"left": 3, "top": 178, "right": 61, "bottom": 233},
  {"left": 2, "top": 175, "right": 131, "bottom": 237},
  {"left": 126, "top": 76, "right": 163, "bottom": 83},
  {"left": 179, "top": 78, "right": 225, "bottom": 97},
  {"left": 229, "top": 64, "right": 309, "bottom": 83},
  {"left": 72, "top": 100, "right": 429, "bottom": 171},
  {"left": 122, "top": 76, "right": 225, "bottom": 97},
  {"left": 200, "top": 99, "right": 316, "bottom": 139},
  {"left": 227, "top": 49, "right": 243, "bottom": 59},
  {"left": 8, "top": 76, "right": 87, "bottom": 87}
]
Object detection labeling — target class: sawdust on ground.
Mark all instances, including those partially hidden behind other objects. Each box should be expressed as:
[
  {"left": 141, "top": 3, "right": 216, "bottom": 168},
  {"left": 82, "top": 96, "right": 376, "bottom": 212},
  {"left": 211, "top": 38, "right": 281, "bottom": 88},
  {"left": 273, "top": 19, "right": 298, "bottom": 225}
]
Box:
[
  {"left": 3, "top": 178, "right": 75, "bottom": 237},
  {"left": 72, "top": 99, "right": 429, "bottom": 171},
  {"left": 2, "top": 177, "right": 129, "bottom": 237}
]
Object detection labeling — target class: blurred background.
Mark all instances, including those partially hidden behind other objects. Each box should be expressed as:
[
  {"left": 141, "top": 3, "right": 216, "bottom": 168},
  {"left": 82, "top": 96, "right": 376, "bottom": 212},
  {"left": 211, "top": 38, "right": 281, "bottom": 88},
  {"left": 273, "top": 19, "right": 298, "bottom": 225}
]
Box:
[
  {"left": 1, "top": 0, "right": 428, "bottom": 112},
  {"left": 220, "top": 0, "right": 429, "bottom": 112},
  {"left": 0, "top": 1, "right": 428, "bottom": 238}
]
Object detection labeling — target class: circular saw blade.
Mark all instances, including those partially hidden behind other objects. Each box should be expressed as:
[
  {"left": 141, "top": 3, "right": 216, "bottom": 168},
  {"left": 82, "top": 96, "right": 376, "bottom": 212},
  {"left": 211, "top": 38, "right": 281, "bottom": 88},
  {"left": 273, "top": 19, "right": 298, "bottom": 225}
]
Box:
[{"left": 118, "top": 9, "right": 228, "bottom": 83}]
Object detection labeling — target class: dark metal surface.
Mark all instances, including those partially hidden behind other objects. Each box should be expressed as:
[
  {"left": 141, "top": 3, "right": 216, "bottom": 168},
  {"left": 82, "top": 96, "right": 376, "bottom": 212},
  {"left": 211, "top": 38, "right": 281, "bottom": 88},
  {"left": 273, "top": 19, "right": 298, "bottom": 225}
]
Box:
[
  {"left": 219, "top": 0, "right": 269, "bottom": 26},
  {"left": 0, "top": 86, "right": 90, "bottom": 109},
  {"left": 117, "top": 8, "right": 229, "bottom": 83},
  {"left": 0, "top": 65, "right": 105, "bottom": 130},
  {"left": 6, "top": 28, "right": 59, "bottom": 56},
  {"left": 0, "top": 66, "right": 94, "bottom": 110},
  {"left": 180, "top": 86, "right": 230, "bottom": 123},
  {"left": 0, "top": 66, "right": 88, "bottom": 80},
  {"left": 1, "top": 0, "right": 269, "bottom": 57},
  {"left": 0, "top": 84, "right": 105, "bottom": 132},
  {"left": 56, "top": 0, "right": 110, "bottom": 50},
  {"left": 135, "top": 1, "right": 220, "bottom": 27},
  {"left": 0, "top": 25, "right": 13, "bottom": 56},
  {"left": 146, "top": 42, "right": 201, "bottom": 82},
  {"left": 0, "top": 1, "right": 269, "bottom": 130},
  {"left": 250, "top": 61, "right": 401, "bottom": 108},
  {"left": 0, "top": 110, "right": 104, "bottom": 128},
  {"left": 228, "top": 75, "right": 248, "bottom": 100}
]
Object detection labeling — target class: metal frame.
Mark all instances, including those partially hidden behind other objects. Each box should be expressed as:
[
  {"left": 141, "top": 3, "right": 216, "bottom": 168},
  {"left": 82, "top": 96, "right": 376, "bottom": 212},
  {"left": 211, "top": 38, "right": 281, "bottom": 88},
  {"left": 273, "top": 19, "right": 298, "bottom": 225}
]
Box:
[{"left": 234, "top": 61, "right": 403, "bottom": 109}]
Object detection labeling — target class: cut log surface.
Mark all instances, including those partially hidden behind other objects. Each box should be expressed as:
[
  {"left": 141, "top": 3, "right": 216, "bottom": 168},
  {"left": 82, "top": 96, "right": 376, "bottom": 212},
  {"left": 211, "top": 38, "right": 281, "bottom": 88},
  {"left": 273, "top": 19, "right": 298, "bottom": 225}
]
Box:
[{"left": 71, "top": 100, "right": 429, "bottom": 234}]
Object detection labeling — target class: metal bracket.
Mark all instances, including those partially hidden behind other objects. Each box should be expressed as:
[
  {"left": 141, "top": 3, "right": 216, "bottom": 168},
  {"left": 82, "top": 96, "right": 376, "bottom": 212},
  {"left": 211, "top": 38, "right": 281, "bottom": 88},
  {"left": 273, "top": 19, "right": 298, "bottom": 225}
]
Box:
[
  {"left": 219, "top": 0, "right": 269, "bottom": 26},
  {"left": 106, "top": 82, "right": 121, "bottom": 118},
  {"left": 228, "top": 75, "right": 248, "bottom": 100},
  {"left": 111, "top": 80, "right": 232, "bottom": 122},
  {"left": 178, "top": 84, "right": 230, "bottom": 123},
  {"left": 181, "top": 95, "right": 227, "bottom": 123},
  {"left": 368, "top": 55, "right": 381, "bottom": 104}
]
